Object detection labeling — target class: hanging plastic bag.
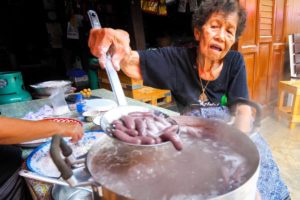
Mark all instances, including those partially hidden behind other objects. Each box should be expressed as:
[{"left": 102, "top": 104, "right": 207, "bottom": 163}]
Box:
[
  {"left": 178, "top": 0, "right": 198, "bottom": 13},
  {"left": 141, "top": 0, "right": 159, "bottom": 14},
  {"left": 189, "top": 0, "right": 198, "bottom": 12},
  {"left": 141, "top": 0, "right": 167, "bottom": 16},
  {"left": 158, "top": 0, "right": 167, "bottom": 16},
  {"left": 50, "top": 88, "right": 70, "bottom": 116},
  {"left": 178, "top": 0, "right": 187, "bottom": 13}
]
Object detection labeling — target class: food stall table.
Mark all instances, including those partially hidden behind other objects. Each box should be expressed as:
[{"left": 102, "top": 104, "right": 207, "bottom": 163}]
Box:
[{"left": 0, "top": 89, "right": 178, "bottom": 199}]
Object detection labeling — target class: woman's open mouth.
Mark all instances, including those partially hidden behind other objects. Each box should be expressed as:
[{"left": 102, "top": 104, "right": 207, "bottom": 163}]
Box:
[{"left": 210, "top": 44, "right": 223, "bottom": 52}]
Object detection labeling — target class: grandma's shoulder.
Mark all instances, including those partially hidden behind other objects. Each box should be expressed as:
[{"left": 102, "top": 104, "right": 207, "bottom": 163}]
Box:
[
  {"left": 154, "top": 46, "right": 192, "bottom": 54},
  {"left": 225, "top": 50, "right": 244, "bottom": 61}
]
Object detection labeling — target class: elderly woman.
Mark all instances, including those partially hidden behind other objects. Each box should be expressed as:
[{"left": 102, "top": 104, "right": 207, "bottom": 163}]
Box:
[{"left": 88, "top": 0, "right": 290, "bottom": 199}]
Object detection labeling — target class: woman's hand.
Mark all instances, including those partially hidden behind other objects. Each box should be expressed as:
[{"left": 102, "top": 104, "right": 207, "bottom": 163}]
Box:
[
  {"left": 54, "top": 121, "right": 84, "bottom": 143},
  {"left": 233, "top": 104, "right": 253, "bottom": 134},
  {"left": 256, "top": 190, "right": 262, "bottom": 200},
  {"left": 0, "top": 117, "right": 84, "bottom": 144},
  {"left": 88, "top": 28, "right": 131, "bottom": 71}
]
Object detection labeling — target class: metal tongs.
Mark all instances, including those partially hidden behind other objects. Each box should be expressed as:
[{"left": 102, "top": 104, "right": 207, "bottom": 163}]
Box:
[{"left": 87, "top": 10, "right": 127, "bottom": 106}]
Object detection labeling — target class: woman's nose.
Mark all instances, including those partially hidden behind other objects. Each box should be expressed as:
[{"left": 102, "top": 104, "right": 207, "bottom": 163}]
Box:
[{"left": 215, "top": 28, "right": 226, "bottom": 41}]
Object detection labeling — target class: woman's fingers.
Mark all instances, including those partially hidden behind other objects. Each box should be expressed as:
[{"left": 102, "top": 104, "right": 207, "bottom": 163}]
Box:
[
  {"left": 88, "top": 28, "right": 112, "bottom": 68},
  {"left": 255, "top": 190, "right": 261, "bottom": 200},
  {"left": 61, "top": 123, "right": 84, "bottom": 143},
  {"left": 111, "top": 29, "right": 131, "bottom": 71},
  {"left": 73, "top": 124, "right": 84, "bottom": 141},
  {"left": 88, "top": 28, "right": 131, "bottom": 71}
]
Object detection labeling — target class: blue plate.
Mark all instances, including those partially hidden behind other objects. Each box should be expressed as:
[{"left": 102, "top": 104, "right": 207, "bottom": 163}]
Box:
[{"left": 26, "top": 130, "right": 105, "bottom": 178}]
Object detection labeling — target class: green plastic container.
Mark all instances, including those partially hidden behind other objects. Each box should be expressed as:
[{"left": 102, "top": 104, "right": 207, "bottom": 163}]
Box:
[
  {"left": 88, "top": 58, "right": 101, "bottom": 89},
  {"left": 0, "top": 71, "right": 32, "bottom": 105}
]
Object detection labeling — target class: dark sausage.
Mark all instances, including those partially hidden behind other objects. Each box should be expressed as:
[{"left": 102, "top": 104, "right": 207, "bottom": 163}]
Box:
[
  {"left": 112, "top": 129, "right": 141, "bottom": 145},
  {"left": 145, "top": 118, "right": 159, "bottom": 136},
  {"left": 153, "top": 120, "right": 168, "bottom": 131},
  {"left": 112, "top": 120, "right": 127, "bottom": 131},
  {"left": 113, "top": 123, "right": 138, "bottom": 137},
  {"left": 154, "top": 115, "right": 172, "bottom": 127},
  {"left": 154, "top": 137, "right": 162, "bottom": 144},
  {"left": 136, "top": 136, "right": 156, "bottom": 145},
  {"left": 112, "top": 119, "right": 124, "bottom": 126},
  {"left": 135, "top": 118, "right": 147, "bottom": 136},
  {"left": 121, "top": 115, "right": 136, "bottom": 130},
  {"left": 160, "top": 125, "right": 182, "bottom": 151},
  {"left": 128, "top": 111, "right": 154, "bottom": 118},
  {"left": 112, "top": 120, "right": 138, "bottom": 137},
  {"left": 160, "top": 125, "right": 179, "bottom": 136},
  {"left": 125, "top": 129, "right": 139, "bottom": 137}
]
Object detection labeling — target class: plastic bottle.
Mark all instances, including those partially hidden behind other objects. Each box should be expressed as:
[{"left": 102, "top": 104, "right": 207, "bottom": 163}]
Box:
[
  {"left": 221, "top": 94, "right": 228, "bottom": 106},
  {"left": 75, "top": 93, "right": 85, "bottom": 120}
]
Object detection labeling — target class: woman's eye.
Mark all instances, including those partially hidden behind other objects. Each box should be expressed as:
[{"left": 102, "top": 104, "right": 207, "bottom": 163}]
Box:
[{"left": 227, "top": 29, "right": 234, "bottom": 35}]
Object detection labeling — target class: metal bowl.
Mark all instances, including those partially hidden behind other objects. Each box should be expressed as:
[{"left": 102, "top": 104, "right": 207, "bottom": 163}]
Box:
[
  {"left": 51, "top": 184, "right": 92, "bottom": 200},
  {"left": 30, "top": 80, "right": 72, "bottom": 96}
]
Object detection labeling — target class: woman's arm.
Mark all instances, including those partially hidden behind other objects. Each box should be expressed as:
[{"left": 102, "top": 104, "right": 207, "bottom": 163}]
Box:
[
  {"left": 233, "top": 105, "right": 253, "bottom": 134},
  {"left": 0, "top": 117, "right": 83, "bottom": 144},
  {"left": 88, "top": 28, "right": 142, "bottom": 80}
]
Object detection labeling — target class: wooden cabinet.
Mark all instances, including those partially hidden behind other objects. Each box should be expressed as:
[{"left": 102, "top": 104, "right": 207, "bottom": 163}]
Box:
[{"left": 238, "top": 0, "right": 287, "bottom": 114}]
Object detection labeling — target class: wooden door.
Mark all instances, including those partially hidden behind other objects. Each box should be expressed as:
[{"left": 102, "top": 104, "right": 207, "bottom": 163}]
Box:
[
  {"left": 268, "top": 0, "right": 286, "bottom": 105},
  {"left": 238, "top": 0, "right": 259, "bottom": 99},
  {"left": 254, "top": 0, "right": 274, "bottom": 105},
  {"left": 238, "top": 0, "right": 288, "bottom": 114}
]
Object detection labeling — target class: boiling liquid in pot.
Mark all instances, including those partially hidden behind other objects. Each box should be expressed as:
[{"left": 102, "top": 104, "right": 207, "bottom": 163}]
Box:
[{"left": 89, "top": 124, "right": 253, "bottom": 200}]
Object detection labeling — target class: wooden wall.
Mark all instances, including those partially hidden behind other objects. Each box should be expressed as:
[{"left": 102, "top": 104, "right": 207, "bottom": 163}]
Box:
[
  {"left": 238, "top": 0, "right": 287, "bottom": 114},
  {"left": 285, "top": 0, "right": 300, "bottom": 35}
]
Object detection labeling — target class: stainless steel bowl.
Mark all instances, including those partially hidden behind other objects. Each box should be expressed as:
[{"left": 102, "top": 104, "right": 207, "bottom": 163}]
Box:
[
  {"left": 51, "top": 184, "right": 92, "bottom": 200},
  {"left": 30, "top": 80, "right": 72, "bottom": 96}
]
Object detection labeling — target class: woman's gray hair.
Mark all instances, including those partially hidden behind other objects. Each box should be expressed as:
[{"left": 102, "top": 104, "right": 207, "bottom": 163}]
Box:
[{"left": 192, "top": 0, "right": 247, "bottom": 40}]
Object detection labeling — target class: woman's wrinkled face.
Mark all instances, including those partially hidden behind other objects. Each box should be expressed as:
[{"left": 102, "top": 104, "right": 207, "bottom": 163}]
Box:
[{"left": 194, "top": 11, "right": 238, "bottom": 62}]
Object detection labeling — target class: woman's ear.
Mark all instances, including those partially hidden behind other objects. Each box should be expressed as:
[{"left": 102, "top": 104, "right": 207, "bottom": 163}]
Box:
[{"left": 194, "top": 28, "right": 201, "bottom": 41}]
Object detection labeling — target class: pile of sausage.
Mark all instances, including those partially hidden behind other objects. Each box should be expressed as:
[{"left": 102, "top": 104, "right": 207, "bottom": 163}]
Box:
[{"left": 109, "top": 111, "right": 182, "bottom": 150}]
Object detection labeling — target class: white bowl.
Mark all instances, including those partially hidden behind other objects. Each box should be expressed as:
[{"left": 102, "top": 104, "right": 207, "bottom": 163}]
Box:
[
  {"left": 84, "top": 99, "right": 117, "bottom": 112},
  {"left": 82, "top": 110, "right": 102, "bottom": 122}
]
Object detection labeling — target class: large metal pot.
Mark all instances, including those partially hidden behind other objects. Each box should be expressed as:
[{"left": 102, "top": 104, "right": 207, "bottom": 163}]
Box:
[{"left": 50, "top": 113, "right": 260, "bottom": 200}]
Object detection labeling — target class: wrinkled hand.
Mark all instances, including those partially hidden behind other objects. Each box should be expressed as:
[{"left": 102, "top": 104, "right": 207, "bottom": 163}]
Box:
[
  {"left": 57, "top": 122, "right": 84, "bottom": 143},
  {"left": 256, "top": 190, "right": 261, "bottom": 200},
  {"left": 232, "top": 104, "right": 253, "bottom": 134},
  {"left": 88, "top": 28, "right": 131, "bottom": 71}
]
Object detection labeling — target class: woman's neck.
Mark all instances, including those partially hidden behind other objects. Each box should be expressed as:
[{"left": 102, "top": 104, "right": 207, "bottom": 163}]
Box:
[{"left": 197, "top": 54, "right": 223, "bottom": 80}]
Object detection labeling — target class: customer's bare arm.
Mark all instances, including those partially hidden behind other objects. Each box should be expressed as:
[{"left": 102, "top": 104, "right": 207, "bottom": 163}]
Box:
[
  {"left": 0, "top": 117, "right": 83, "bottom": 144},
  {"left": 88, "top": 28, "right": 142, "bottom": 80}
]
